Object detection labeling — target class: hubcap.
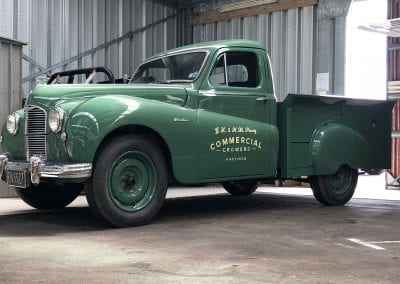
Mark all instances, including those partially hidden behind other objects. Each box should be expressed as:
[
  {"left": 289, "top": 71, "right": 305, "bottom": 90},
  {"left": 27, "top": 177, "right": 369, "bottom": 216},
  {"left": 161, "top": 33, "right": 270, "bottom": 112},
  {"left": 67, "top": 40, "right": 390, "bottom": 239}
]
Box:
[
  {"left": 108, "top": 151, "right": 157, "bottom": 212},
  {"left": 327, "top": 166, "right": 352, "bottom": 195}
]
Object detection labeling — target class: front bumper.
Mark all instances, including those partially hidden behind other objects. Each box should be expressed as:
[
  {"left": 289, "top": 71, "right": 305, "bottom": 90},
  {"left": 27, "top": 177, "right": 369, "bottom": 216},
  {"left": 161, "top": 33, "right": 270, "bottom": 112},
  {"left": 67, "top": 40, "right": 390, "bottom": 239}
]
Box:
[{"left": 0, "top": 153, "right": 92, "bottom": 187}]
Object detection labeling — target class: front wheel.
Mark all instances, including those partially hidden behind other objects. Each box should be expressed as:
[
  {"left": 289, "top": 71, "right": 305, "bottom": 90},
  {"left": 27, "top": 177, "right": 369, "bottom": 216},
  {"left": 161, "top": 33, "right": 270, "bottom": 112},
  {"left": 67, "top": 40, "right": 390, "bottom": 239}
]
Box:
[
  {"left": 86, "top": 135, "right": 168, "bottom": 227},
  {"left": 16, "top": 183, "right": 83, "bottom": 210},
  {"left": 310, "top": 165, "right": 358, "bottom": 206},
  {"left": 222, "top": 180, "right": 259, "bottom": 196}
]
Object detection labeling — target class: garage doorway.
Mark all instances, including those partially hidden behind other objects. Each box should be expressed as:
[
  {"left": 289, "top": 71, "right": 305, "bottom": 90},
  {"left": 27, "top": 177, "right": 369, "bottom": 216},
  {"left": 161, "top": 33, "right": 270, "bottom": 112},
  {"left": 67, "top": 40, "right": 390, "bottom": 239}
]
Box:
[{"left": 345, "top": 0, "right": 387, "bottom": 100}]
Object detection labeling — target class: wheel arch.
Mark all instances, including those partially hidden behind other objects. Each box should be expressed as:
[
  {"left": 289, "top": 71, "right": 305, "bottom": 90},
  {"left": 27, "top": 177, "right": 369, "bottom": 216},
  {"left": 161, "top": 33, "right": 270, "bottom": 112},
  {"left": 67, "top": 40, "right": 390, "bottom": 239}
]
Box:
[
  {"left": 310, "top": 122, "right": 373, "bottom": 175},
  {"left": 94, "top": 124, "right": 174, "bottom": 182}
]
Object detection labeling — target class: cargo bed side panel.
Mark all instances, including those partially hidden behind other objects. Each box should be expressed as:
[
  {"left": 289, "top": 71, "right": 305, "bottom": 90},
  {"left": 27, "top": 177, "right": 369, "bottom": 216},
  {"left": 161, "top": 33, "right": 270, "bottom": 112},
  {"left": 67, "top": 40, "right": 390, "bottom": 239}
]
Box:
[{"left": 278, "top": 94, "right": 394, "bottom": 178}]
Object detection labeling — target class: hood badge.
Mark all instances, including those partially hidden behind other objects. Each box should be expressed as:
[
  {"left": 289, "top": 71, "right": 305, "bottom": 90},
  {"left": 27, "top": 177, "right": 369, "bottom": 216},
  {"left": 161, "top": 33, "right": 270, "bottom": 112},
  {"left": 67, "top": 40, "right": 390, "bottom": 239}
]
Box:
[{"left": 173, "top": 117, "right": 189, "bottom": 122}]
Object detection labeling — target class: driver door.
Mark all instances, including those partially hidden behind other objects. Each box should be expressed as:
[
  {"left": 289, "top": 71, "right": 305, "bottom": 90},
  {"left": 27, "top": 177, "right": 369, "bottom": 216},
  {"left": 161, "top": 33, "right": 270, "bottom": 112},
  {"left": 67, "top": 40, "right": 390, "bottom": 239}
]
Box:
[{"left": 198, "top": 48, "right": 273, "bottom": 180}]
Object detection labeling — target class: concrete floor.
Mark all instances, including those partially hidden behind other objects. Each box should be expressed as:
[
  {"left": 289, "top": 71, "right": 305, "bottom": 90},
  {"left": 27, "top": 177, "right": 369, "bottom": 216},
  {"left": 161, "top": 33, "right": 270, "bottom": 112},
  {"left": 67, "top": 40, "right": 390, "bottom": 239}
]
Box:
[{"left": 0, "top": 174, "right": 400, "bottom": 283}]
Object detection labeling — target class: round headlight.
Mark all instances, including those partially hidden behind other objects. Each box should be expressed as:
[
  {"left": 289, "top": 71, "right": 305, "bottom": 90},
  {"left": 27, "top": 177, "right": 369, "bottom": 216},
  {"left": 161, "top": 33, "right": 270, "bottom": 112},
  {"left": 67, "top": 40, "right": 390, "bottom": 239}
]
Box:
[
  {"left": 48, "top": 107, "right": 65, "bottom": 133},
  {"left": 6, "top": 113, "right": 20, "bottom": 135}
]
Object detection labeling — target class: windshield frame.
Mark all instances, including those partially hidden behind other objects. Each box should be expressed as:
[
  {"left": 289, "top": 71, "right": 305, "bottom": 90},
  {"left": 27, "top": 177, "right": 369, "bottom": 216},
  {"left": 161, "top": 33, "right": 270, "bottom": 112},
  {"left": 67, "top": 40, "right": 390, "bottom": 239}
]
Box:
[{"left": 129, "top": 49, "right": 210, "bottom": 84}]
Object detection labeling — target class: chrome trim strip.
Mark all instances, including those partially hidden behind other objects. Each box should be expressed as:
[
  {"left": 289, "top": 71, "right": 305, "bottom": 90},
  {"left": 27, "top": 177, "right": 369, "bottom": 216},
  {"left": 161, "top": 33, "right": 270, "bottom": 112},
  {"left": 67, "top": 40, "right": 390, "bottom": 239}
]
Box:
[
  {"left": 0, "top": 154, "right": 92, "bottom": 186},
  {"left": 30, "top": 156, "right": 41, "bottom": 184},
  {"left": 39, "top": 163, "right": 92, "bottom": 179},
  {"left": 0, "top": 154, "right": 8, "bottom": 179}
]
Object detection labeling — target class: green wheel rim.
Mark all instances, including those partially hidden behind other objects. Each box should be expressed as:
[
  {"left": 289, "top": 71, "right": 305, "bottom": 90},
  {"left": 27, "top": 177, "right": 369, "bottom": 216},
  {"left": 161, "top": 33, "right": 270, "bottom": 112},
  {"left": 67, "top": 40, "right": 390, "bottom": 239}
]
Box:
[
  {"left": 326, "top": 166, "right": 353, "bottom": 195},
  {"left": 108, "top": 151, "right": 157, "bottom": 212}
]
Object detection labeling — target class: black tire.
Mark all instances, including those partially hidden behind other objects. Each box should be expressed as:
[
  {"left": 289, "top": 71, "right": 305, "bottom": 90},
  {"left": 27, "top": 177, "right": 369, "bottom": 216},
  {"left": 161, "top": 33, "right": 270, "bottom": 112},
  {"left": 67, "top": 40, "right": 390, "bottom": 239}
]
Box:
[
  {"left": 85, "top": 135, "right": 168, "bottom": 227},
  {"left": 309, "top": 177, "right": 326, "bottom": 205},
  {"left": 222, "top": 180, "right": 258, "bottom": 196},
  {"left": 16, "top": 183, "right": 83, "bottom": 210},
  {"left": 310, "top": 165, "right": 358, "bottom": 206}
]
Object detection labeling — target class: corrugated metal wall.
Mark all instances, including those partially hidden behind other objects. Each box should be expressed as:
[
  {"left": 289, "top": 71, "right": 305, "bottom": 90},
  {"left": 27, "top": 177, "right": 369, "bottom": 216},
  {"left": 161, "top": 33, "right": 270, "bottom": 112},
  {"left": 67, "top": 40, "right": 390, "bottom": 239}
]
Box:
[
  {"left": 0, "top": 37, "right": 25, "bottom": 198},
  {"left": 192, "top": 5, "right": 316, "bottom": 101},
  {"left": 0, "top": 0, "right": 177, "bottom": 95}
]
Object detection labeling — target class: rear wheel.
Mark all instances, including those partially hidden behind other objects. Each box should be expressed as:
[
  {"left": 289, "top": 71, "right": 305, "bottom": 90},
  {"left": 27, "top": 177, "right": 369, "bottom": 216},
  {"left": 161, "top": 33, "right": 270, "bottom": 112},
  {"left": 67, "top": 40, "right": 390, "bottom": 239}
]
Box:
[
  {"left": 222, "top": 180, "right": 258, "bottom": 196},
  {"left": 86, "top": 135, "right": 168, "bottom": 227},
  {"left": 16, "top": 183, "right": 83, "bottom": 210},
  {"left": 310, "top": 165, "right": 358, "bottom": 206}
]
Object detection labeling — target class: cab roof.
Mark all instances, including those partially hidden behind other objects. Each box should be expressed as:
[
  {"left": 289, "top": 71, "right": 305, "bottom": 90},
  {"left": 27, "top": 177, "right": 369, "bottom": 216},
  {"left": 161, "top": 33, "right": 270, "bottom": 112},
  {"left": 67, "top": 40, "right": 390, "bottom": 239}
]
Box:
[{"left": 145, "top": 39, "right": 265, "bottom": 61}]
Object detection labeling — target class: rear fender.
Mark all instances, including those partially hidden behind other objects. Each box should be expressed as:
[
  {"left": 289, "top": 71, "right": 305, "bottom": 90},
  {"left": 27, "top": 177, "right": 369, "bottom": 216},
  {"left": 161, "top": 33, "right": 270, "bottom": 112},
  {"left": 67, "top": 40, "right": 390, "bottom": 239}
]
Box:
[{"left": 311, "top": 122, "right": 373, "bottom": 175}]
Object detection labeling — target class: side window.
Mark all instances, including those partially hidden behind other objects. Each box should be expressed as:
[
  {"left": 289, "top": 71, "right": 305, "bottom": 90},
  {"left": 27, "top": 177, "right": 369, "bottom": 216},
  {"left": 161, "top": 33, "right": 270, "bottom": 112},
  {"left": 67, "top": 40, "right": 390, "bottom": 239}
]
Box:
[
  {"left": 148, "top": 68, "right": 171, "bottom": 82},
  {"left": 209, "top": 52, "right": 259, "bottom": 88},
  {"left": 210, "top": 56, "right": 226, "bottom": 85}
]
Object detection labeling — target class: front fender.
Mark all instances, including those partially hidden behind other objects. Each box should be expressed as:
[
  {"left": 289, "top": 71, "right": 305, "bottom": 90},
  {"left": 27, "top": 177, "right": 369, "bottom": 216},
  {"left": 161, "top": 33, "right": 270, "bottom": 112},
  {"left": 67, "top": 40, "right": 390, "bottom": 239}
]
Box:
[
  {"left": 311, "top": 122, "right": 373, "bottom": 175},
  {"left": 65, "top": 95, "right": 198, "bottom": 182}
]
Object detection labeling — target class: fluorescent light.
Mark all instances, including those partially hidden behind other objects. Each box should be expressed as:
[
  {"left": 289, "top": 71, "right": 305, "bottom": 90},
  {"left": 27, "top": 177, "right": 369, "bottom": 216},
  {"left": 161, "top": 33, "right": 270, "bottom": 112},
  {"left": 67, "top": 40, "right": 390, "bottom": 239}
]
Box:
[
  {"left": 218, "top": 0, "right": 278, "bottom": 12},
  {"left": 358, "top": 18, "right": 400, "bottom": 37}
]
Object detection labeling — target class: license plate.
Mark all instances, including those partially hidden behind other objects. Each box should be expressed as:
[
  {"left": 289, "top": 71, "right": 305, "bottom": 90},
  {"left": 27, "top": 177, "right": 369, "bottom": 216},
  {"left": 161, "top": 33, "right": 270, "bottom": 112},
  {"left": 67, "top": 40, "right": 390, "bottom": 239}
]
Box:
[{"left": 6, "top": 170, "right": 28, "bottom": 188}]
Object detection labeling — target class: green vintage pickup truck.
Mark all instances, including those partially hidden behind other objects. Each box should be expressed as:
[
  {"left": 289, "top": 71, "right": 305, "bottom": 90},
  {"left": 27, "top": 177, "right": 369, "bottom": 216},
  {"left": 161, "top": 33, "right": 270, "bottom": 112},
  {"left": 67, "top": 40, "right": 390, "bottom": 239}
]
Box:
[{"left": 0, "top": 40, "right": 394, "bottom": 227}]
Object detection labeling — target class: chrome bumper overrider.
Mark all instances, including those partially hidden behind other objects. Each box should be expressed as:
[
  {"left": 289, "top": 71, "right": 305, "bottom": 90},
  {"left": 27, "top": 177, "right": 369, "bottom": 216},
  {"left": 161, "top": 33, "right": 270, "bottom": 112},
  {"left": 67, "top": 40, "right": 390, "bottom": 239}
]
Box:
[{"left": 0, "top": 154, "right": 92, "bottom": 186}]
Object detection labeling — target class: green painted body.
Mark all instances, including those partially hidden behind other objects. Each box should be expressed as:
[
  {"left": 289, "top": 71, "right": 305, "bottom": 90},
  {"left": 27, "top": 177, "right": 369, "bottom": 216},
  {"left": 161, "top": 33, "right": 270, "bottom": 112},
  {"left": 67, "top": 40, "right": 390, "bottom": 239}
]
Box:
[
  {"left": 1, "top": 40, "right": 394, "bottom": 184},
  {"left": 278, "top": 94, "right": 394, "bottom": 178}
]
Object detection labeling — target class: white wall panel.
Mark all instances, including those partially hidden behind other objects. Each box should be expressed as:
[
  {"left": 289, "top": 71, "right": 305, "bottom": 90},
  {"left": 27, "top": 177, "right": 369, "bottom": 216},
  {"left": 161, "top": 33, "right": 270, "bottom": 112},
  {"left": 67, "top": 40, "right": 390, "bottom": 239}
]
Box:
[
  {"left": 0, "top": 0, "right": 178, "bottom": 95},
  {"left": 0, "top": 37, "right": 25, "bottom": 197},
  {"left": 299, "top": 6, "right": 314, "bottom": 93},
  {"left": 0, "top": 0, "right": 14, "bottom": 37},
  {"left": 285, "top": 9, "right": 299, "bottom": 95},
  {"left": 132, "top": 0, "right": 144, "bottom": 70},
  {"left": 166, "top": 7, "right": 177, "bottom": 50},
  {"left": 81, "top": 0, "right": 94, "bottom": 70},
  {"left": 193, "top": 6, "right": 316, "bottom": 101},
  {"left": 270, "top": 11, "right": 286, "bottom": 100}
]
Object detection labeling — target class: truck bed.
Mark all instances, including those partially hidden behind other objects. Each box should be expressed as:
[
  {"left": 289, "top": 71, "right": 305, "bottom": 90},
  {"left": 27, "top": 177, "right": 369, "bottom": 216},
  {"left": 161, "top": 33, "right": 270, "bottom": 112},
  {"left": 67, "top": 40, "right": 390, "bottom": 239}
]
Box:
[{"left": 277, "top": 94, "right": 394, "bottom": 178}]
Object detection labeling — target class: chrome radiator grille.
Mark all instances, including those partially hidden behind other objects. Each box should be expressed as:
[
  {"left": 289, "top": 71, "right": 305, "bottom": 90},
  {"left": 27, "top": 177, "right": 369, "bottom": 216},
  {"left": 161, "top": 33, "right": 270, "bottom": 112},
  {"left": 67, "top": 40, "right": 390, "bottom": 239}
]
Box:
[{"left": 25, "top": 105, "right": 47, "bottom": 160}]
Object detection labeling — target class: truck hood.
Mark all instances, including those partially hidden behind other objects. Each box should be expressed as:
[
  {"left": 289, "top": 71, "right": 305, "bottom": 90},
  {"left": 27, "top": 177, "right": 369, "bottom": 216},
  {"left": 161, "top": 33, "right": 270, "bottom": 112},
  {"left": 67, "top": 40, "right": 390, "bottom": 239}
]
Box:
[{"left": 28, "top": 84, "right": 188, "bottom": 108}]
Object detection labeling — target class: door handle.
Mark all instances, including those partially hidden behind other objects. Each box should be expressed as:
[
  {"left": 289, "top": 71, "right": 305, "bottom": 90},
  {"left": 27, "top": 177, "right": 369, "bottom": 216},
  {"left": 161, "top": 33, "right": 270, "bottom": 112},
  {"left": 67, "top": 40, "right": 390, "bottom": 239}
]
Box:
[{"left": 256, "top": 97, "right": 268, "bottom": 102}]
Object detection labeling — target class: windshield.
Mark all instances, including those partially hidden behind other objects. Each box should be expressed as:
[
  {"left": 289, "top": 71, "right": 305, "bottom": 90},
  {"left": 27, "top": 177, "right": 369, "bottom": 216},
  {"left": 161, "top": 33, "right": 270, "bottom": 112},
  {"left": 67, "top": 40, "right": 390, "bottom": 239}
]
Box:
[{"left": 130, "top": 51, "right": 207, "bottom": 84}]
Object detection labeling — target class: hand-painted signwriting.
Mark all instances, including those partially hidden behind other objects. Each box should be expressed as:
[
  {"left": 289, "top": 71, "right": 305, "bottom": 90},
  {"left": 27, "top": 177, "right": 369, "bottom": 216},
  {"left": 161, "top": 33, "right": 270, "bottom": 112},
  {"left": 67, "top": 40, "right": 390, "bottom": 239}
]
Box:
[
  {"left": 210, "top": 126, "right": 262, "bottom": 155},
  {"left": 215, "top": 126, "right": 257, "bottom": 135}
]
